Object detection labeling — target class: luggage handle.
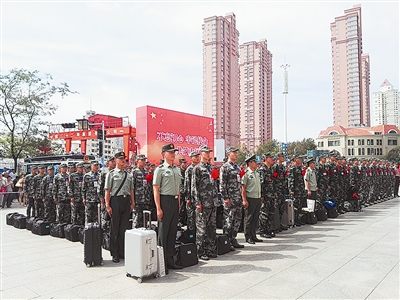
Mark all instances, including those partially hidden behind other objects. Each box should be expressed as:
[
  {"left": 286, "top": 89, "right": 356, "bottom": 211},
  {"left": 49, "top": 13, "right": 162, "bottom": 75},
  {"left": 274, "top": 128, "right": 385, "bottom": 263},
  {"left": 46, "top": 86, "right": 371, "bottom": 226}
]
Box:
[
  {"left": 97, "top": 203, "right": 101, "bottom": 226},
  {"left": 143, "top": 210, "right": 151, "bottom": 230}
]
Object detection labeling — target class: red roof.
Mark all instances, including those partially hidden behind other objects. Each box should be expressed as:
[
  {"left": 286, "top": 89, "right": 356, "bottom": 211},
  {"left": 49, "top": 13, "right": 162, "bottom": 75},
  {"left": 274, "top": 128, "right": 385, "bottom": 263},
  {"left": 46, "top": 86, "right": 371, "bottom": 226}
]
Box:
[{"left": 318, "top": 125, "right": 399, "bottom": 138}]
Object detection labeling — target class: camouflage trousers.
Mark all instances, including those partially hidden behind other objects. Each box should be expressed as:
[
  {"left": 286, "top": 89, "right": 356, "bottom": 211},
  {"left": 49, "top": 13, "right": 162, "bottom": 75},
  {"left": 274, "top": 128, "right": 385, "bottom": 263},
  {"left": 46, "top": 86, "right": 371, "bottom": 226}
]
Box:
[
  {"left": 317, "top": 186, "right": 329, "bottom": 208},
  {"left": 258, "top": 197, "right": 275, "bottom": 234},
  {"left": 223, "top": 204, "right": 242, "bottom": 242},
  {"left": 57, "top": 202, "right": 71, "bottom": 223},
  {"left": 196, "top": 206, "right": 217, "bottom": 257},
  {"left": 101, "top": 204, "right": 110, "bottom": 231},
  {"left": 85, "top": 202, "right": 100, "bottom": 224},
  {"left": 26, "top": 197, "right": 35, "bottom": 218},
  {"left": 71, "top": 201, "right": 85, "bottom": 225},
  {"left": 44, "top": 198, "right": 56, "bottom": 222},
  {"left": 186, "top": 202, "right": 196, "bottom": 231},
  {"left": 133, "top": 203, "right": 151, "bottom": 228},
  {"left": 292, "top": 194, "right": 304, "bottom": 220},
  {"left": 34, "top": 199, "right": 44, "bottom": 219},
  {"left": 276, "top": 194, "right": 286, "bottom": 220}
]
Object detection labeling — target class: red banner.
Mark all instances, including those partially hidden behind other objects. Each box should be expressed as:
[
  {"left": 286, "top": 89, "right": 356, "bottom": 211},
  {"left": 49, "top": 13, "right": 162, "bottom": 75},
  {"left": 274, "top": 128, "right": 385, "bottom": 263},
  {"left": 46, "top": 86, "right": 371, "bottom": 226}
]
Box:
[{"left": 136, "top": 106, "right": 214, "bottom": 165}]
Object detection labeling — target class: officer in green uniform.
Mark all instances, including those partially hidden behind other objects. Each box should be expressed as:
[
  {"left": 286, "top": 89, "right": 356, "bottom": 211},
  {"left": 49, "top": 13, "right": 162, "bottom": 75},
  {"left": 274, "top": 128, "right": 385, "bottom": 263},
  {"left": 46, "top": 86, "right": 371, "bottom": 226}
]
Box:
[
  {"left": 241, "top": 154, "right": 263, "bottom": 244},
  {"left": 153, "top": 143, "right": 183, "bottom": 273},
  {"left": 105, "top": 152, "right": 135, "bottom": 263}
]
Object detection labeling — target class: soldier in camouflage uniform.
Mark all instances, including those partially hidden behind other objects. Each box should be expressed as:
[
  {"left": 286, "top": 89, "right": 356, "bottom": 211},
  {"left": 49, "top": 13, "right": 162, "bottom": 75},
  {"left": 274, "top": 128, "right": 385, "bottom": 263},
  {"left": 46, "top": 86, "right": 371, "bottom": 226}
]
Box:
[
  {"left": 132, "top": 154, "right": 151, "bottom": 228},
  {"left": 192, "top": 145, "right": 218, "bottom": 260},
  {"left": 33, "top": 165, "right": 46, "bottom": 218},
  {"left": 24, "top": 166, "right": 37, "bottom": 218},
  {"left": 272, "top": 152, "right": 288, "bottom": 231},
  {"left": 184, "top": 151, "right": 200, "bottom": 230},
  {"left": 178, "top": 158, "right": 188, "bottom": 226},
  {"left": 316, "top": 155, "right": 330, "bottom": 209},
  {"left": 258, "top": 153, "right": 277, "bottom": 238},
  {"left": 326, "top": 152, "right": 339, "bottom": 208},
  {"left": 41, "top": 165, "right": 56, "bottom": 222},
  {"left": 361, "top": 159, "right": 371, "bottom": 207},
  {"left": 219, "top": 146, "right": 244, "bottom": 250},
  {"left": 349, "top": 158, "right": 362, "bottom": 211},
  {"left": 69, "top": 162, "right": 85, "bottom": 225},
  {"left": 336, "top": 157, "right": 347, "bottom": 214},
  {"left": 99, "top": 157, "right": 116, "bottom": 230},
  {"left": 53, "top": 163, "right": 71, "bottom": 223},
  {"left": 82, "top": 161, "right": 101, "bottom": 224},
  {"left": 287, "top": 154, "right": 305, "bottom": 226}
]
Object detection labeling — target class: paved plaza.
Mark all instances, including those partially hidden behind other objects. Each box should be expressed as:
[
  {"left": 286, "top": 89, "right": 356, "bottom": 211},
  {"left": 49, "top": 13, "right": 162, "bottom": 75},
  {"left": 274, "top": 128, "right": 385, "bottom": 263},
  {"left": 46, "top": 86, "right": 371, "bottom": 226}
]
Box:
[{"left": 1, "top": 198, "right": 399, "bottom": 299}]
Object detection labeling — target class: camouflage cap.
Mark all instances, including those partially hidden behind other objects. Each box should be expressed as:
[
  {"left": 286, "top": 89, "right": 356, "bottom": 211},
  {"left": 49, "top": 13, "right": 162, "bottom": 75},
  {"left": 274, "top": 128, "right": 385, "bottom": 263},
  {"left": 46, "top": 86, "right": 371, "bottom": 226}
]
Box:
[
  {"left": 59, "top": 163, "right": 67, "bottom": 168},
  {"left": 179, "top": 158, "right": 187, "bottom": 164},
  {"left": 91, "top": 160, "right": 99, "bottom": 165},
  {"left": 38, "top": 165, "right": 45, "bottom": 169},
  {"left": 225, "top": 146, "right": 239, "bottom": 154},
  {"left": 199, "top": 145, "right": 213, "bottom": 152},
  {"left": 31, "top": 166, "right": 38, "bottom": 170},
  {"left": 47, "top": 165, "right": 54, "bottom": 170},
  {"left": 76, "top": 162, "right": 84, "bottom": 168},
  {"left": 262, "top": 153, "right": 272, "bottom": 160},
  {"left": 135, "top": 154, "right": 147, "bottom": 161},
  {"left": 189, "top": 151, "right": 200, "bottom": 157},
  {"left": 276, "top": 152, "right": 285, "bottom": 157}
]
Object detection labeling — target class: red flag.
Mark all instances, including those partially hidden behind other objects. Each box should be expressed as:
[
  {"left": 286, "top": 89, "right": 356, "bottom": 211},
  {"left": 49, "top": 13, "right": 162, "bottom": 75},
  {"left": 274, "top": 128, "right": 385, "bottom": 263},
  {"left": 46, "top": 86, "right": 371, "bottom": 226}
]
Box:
[
  {"left": 145, "top": 173, "right": 153, "bottom": 183},
  {"left": 239, "top": 169, "right": 246, "bottom": 178},
  {"left": 273, "top": 171, "right": 279, "bottom": 178},
  {"left": 211, "top": 168, "right": 219, "bottom": 180},
  {"left": 301, "top": 169, "right": 306, "bottom": 177}
]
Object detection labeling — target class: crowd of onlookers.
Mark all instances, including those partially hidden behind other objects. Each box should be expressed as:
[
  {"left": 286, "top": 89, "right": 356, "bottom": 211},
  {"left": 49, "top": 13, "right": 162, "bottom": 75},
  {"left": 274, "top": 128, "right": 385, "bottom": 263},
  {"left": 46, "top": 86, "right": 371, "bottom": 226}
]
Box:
[{"left": 0, "top": 168, "right": 25, "bottom": 208}]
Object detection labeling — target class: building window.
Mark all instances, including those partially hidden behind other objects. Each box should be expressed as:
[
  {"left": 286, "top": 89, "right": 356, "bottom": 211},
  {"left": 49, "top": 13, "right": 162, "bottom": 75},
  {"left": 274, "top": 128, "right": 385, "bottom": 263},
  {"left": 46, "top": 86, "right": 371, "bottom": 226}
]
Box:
[
  {"left": 328, "top": 140, "right": 340, "bottom": 147},
  {"left": 388, "top": 139, "right": 398, "bottom": 146}
]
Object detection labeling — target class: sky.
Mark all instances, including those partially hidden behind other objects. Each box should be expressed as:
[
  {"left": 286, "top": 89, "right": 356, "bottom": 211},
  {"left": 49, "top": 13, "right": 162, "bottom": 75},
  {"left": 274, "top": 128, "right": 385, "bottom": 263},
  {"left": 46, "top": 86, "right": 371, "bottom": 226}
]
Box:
[{"left": 1, "top": 0, "right": 399, "bottom": 144}]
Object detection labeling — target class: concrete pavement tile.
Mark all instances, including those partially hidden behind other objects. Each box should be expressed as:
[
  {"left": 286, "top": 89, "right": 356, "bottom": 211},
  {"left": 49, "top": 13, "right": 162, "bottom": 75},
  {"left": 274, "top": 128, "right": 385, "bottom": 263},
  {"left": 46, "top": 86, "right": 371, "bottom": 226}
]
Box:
[
  {"left": 32, "top": 289, "right": 84, "bottom": 299},
  {"left": 298, "top": 280, "right": 373, "bottom": 299},
  {"left": 69, "top": 277, "right": 134, "bottom": 298},
  {"left": 367, "top": 262, "right": 400, "bottom": 299},
  {"left": 1, "top": 272, "right": 43, "bottom": 291},
  {"left": 0, "top": 285, "right": 39, "bottom": 300},
  {"left": 1, "top": 261, "right": 45, "bottom": 276},
  {"left": 163, "top": 284, "right": 231, "bottom": 299},
  {"left": 25, "top": 275, "right": 82, "bottom": 296}
]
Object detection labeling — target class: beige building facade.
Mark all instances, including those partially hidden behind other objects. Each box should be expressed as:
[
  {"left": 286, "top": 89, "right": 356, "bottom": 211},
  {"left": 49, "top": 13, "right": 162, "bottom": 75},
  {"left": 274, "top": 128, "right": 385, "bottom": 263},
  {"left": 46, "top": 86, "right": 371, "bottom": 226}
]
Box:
[
  {"left": 239, "top": 39, "right": 273, "bottom": 151},
  {"left": 316, "top": 125, "right": 399, "bottom": 158}
]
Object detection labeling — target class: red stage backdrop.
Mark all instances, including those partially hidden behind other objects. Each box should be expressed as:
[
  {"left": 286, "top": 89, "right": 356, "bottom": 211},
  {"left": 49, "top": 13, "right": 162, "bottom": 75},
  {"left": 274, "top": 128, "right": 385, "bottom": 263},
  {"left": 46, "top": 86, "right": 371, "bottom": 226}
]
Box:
[{"left": 136, "top": 106, "right": 214, "bottom": 165}]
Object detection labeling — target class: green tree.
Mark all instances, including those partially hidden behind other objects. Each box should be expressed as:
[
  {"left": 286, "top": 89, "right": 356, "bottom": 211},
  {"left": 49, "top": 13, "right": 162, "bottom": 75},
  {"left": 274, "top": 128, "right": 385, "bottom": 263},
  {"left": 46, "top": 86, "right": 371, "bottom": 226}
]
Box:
[
  {"left": 255, "top": 139, "right": 281, "bottom": 157},
  {"left": 384, "top": 147, "right": 400, "bottom": 164},
  {"left": 0, "top": 68, "right": 76, "bottom": 170},
  {"left": 287, "top": 138, "right": 317, "bottom": 158},
  {"left": 237, "top": 143, "right": 251, "bottom": 164}
]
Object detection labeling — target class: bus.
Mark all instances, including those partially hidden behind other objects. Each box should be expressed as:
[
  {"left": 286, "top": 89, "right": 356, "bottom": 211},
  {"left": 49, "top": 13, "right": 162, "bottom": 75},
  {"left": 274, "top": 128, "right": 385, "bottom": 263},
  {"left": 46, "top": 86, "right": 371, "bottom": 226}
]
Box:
[{"left": 23, "top": 154, "right": 96, "bottom": 174}]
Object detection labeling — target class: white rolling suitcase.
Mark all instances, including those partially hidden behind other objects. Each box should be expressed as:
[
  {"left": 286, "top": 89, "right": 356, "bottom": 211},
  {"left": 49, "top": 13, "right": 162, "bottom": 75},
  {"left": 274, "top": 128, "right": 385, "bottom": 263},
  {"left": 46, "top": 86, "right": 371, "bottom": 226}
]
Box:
[{"left": 125, "top": 210, "right": 158, "bottom": 283}]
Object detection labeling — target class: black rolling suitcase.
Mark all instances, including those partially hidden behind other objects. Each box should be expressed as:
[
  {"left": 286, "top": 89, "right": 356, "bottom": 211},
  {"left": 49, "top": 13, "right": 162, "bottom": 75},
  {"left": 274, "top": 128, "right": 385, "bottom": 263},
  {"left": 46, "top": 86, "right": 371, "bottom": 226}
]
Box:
[
  {"left": 174, "top": 243, "right": 198, "bottom": 268},
  {"left": 327, "top": 207, "right": 338, "bottom": 218},
  {"left": 50, "top": 222, "right": 68, "bottom": 238},
  {"left": 102, "top": 230, "right": 110, "bottom": 251},
  {"left": 84, "top": 204, "right": 103, "bottom": 267},
  {"left": 13, "top": 214, "right": 27, "bottom": 229},
  {"left": 216, "top": 234, "right": 230, "bottom": 255},
  {"left": 32, "top": 219, "right": 51, "bottom": 235},
  {"left": 79, "top": 227, "right": 85, "bottom": 244},
  {"left": 6, "top": 212, "right": 19, "bottom": 225},
  {"left": 64, "top": 224, "right": 82, "bottom": 242},
  {"left": 26, "top": 217, "right": 35, "bottom": 231},
  {"left": 316, "top": 207, "right": 328, "bottom": 221}
]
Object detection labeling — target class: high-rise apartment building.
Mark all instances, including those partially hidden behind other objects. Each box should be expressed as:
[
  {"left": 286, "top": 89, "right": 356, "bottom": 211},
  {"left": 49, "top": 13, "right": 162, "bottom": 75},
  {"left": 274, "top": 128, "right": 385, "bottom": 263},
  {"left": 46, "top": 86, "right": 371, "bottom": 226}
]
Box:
[
  {"left": 202, "top": 13, "right": 240, "bottom": 147},
  {"left": 239, "top": 39, "right": 273, "bottom": 151},
  {"left": 331, "top": 4, "right": 370, "bottom": 127},
  {"left": 373, "top": 79, "right": 399, "bottom": 127}
]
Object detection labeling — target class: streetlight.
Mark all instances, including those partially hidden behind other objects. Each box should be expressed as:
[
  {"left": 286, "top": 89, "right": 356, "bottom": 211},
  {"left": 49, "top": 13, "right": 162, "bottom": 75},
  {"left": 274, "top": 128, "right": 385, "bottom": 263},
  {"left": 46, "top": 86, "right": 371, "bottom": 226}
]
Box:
[{"left": 281, "top": 63, "right": 290, "bottom": 145}]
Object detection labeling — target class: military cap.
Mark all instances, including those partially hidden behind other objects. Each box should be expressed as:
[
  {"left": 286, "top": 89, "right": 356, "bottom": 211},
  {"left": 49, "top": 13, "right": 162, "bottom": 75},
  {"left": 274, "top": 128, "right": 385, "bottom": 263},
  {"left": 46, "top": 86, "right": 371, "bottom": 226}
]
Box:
[
  {"left": 136, "top": 154, "right": 147, "bottom": 161},
  {"left": 107, "top": 156, "right": 115, "bottom": 162},
  {"left": 319, "top": 155, "right": 327, "bottom": 160},
  {"left": 59, "top": 163, "right": 67, "bottom": 168},
  {"left": 67, "top": 162, "right": 75, "bottom": 168},
  {"left": 161, "top": 143, "right": 177, "bottom": 153},
  {"left": 114, "top": 151, "right": 126, "bottom": 159},
  {"left": 262, "top": 153, "right": 273, "bottom": 160},
  {"left": 292, "top": 154, "right": 301, "bottom": 160},
  {"left": 30, "top": 166, "right": 38, "bottom": 170},
  {"left": 76, "top": 162, "right": 84, "bottom": 168},
  {"left": 225, "top": 146, "right": 239, "bottom": 154},
  {"left": 38, "top": 165, "right": 45, "bottom": 169},
  {"left": 91, "top": 160, "right": 99, "bottom": 165},
  {"left": 245, "top": 154, "right": 257, "bottom": 163},
  {"left": 276, "top": 152, "right": 285, "bottom": 157},
  {"left": 199, "top": 145, "right": 213, "bottom": 152},
  {"left": 47, "top": 165, "right": 54, "bottom": 170},
  {"left": 305, "top": 158, "right": 315, "bottom": 164},
  {"left": 189, "top": 151, "right": 199, "bottom": 157},
  {"left": 179, "top": 158, "right": 187, "bottom": 164}
]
